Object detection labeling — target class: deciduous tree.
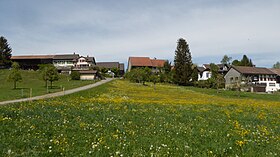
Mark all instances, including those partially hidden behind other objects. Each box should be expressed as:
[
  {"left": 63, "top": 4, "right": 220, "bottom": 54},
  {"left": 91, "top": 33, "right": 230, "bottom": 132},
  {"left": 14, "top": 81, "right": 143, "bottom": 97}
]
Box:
[
  {"left": 221, "top": 55, "right": 232, "bottom": 65},
  {"left": 8, "top": 62, "right": 22, "bottom": 89}
]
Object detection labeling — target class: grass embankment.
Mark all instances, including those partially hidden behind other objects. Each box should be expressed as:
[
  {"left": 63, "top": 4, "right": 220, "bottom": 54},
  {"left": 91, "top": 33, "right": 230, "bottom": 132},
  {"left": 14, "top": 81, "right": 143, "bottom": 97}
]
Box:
[
  {"left": 0, "top": 70, "right": 96, "bottom": 101},
  {"left": 0, "top": 80, "right": 279, "bottom": 156}
]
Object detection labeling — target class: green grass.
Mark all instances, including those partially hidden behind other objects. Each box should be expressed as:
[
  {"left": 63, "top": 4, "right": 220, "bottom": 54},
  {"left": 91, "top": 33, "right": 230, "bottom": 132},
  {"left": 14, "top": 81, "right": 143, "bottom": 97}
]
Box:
[
  {"left": 0, "top": 80, "right": 279, "bottom": 156},
  {"left": 185, "top": 86, "right": 280, "bottom": 102},
  {"left": 0, "top": 69, "right": 96, "bottom": 101}
]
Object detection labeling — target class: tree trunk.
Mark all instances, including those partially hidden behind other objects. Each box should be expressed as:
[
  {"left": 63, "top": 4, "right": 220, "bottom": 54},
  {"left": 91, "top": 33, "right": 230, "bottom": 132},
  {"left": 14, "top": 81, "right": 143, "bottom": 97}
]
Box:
[{"left": 50, "top": 81, "right": 53, "bottom": 89}]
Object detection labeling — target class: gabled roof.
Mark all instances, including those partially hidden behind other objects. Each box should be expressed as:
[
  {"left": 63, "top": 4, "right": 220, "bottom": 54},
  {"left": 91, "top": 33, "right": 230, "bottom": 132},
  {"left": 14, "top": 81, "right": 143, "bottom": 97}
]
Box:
[
  {"left": 11, "top": 55, "right": 55, "bottom": 59},
  {"left": 129, "top": 57, "right": 166, "bottom": 67},
  {"left": 197, "top": 67, "right": 205, "bottom": 72},
  {"left": 231, "top": 66, "right": 276, "bottom": 75},
  {"left": 129, "top": 57, "right": 153, "bottom": 67},
  {"left": 53, "top": 54, "right": 79, "bottom": 60},
  {"left": 203, "top": 64, "right": 211, "bottom": 70},
  {"left": 270, "top": 68, "right": 280, "bottom": 75},
  {"left": 96, "top": 62, "right": 119, "bottom": 69},
  {"left": 85, "top": 57, "right": 95, "bottom": 63},
  {"left": 151, "top": 59, "right": 166, "bottom": 67}
]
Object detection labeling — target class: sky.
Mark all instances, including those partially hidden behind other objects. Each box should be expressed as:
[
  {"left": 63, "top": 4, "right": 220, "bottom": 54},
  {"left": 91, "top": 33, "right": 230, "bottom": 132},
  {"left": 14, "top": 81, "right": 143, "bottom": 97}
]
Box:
[{"left": 0, "top": 0, "right": 279, "bottom": 68}]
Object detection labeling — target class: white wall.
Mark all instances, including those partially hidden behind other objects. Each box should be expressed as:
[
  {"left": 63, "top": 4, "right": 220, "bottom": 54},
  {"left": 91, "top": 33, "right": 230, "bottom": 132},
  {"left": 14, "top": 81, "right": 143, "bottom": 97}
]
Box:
[
  {"left": 259, "top": 81, "right": 280, "bottom": 92},
  {"left": 80, "top": 75, "right": 95, "bottom": 80},
  {"left": 198, "top": 71, "right": 211, "bottom": 81}
]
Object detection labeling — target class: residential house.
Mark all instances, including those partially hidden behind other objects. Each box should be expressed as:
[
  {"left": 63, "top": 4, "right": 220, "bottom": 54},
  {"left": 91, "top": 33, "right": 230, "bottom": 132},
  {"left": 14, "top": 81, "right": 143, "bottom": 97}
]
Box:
[
  {"left": 11, "top": 53, "right": 96, "bottom": 73},
  {"left": 53, "top": 54, "right": 79, "bottom": 72},
  {"left": 96, "top": 62, "right": 125, "bottom": 76},
  {"left": 73, "top": 56, "right": 96, "bottom": 70},
  {"left": 127, "top": 57, "right": 166, "bottom": 72},
  {"left": 224, "top": 66, "right": 279, "bottom": 92},
  {"left": 197, "top": 64, "right": 230, "bottom": 81}
]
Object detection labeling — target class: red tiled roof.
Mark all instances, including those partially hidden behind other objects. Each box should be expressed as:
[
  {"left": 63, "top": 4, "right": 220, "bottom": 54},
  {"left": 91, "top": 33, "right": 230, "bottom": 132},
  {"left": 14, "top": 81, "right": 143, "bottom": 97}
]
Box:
[
  {"left": 151, "top": 59, "right": 166, "bottom": 67},
  {"left": 129, "top": 57, "right": 153, "bottom": 67},
  {"left": 232, "top": 66, "right": 276, "bottom": 75},
  {"left": 11, "top": 55, "right": 55, "bottom": 59},
  {"left": 129, "top": 57, "right": 166, "bottom": 67}
]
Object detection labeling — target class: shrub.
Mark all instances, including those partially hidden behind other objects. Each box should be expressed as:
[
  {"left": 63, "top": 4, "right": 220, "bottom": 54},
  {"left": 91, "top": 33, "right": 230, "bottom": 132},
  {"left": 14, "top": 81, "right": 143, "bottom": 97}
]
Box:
[{"left": 70, "top": 71, "right": 80, "bottom": 80}]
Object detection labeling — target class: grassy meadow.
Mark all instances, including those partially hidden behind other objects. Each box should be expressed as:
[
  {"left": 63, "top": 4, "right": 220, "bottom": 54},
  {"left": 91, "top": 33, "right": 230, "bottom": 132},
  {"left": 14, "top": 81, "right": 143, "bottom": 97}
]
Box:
[
  {"left": 0, "top": 69, "right": 96, "bottom": 101},
  {"left": 0, "top": 80, "right": 280, "bottom": 156}
]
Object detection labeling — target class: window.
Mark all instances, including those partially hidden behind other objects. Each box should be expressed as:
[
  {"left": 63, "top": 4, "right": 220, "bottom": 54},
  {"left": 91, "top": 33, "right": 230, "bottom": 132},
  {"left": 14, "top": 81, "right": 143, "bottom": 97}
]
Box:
[
  {"left": 206, "top": 73, "right": 209, "bottom": 78},
  {"left": 269, "top": 83, "right": 275, "bottom": 87},
  {"left": 235, "top": 77, "right": 239, "bottom": 81},
  {"left": 230, "top": 77, "right": 234, "bottom": 83}
]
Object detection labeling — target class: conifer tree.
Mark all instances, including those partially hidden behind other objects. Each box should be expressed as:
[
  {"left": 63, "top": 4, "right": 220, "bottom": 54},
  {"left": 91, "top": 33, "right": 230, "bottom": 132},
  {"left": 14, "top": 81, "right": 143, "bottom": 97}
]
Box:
[
  {"left": 174, "top": 38, "right": 193, "bottom": 85},
  {"left": 0, "top": 36, "right": 12, "bottom": 68}
]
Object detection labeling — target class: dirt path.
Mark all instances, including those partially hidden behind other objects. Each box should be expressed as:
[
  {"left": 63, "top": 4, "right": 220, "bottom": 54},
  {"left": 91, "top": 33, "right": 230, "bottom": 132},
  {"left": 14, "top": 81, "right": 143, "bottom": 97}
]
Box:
[{"left": 0, "top": 78, "right": 114, "bottom": 106}]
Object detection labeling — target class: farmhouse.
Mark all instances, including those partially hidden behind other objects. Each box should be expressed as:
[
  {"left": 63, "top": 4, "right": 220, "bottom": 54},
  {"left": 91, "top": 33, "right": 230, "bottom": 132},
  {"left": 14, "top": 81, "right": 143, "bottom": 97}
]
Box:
[
  {"left": 96, "top": 62, "right": 125, "bottom": 76},
  {"left": 127, "top": 57, "right": 166, "bottom": 72},
  {"left": 53, "top": 54, "right": 80, "bottom": 72},
  {"left": 197, "top": 64, "right": 230, "bottom": 81},
  {"left": 11, "top": 55, "right": 54, "bottom": 70},
  {"left": 11, "top": 53, "right": 96, "bottom": 72},
  {"left": 73, "top": 56, "right": 96, "bottom": 70},
  {"left": 224, "top": 66, "right": 279, "bottom": 92}
]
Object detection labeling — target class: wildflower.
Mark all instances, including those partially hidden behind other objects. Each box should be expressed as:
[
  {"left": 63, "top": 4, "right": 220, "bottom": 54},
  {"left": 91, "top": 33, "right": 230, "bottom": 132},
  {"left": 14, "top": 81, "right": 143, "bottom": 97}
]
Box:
[{"left": 236, "top": 140, "right": 246, "bottom": 147}]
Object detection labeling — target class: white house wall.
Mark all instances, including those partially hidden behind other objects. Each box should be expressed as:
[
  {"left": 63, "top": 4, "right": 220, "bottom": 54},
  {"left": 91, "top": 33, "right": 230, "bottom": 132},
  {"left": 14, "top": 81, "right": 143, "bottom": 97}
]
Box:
[
  {"left": 198, "top": 71, "right": 211, "bottom": 81},
  {"left": 80, "top": 75, "right": 95, "bottom": 80}
]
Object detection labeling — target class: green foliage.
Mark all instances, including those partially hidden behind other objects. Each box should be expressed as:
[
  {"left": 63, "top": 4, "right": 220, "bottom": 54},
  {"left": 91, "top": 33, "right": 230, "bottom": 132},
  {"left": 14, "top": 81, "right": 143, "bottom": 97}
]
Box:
[
  {"left": 39, "top": 64, "right": 59, "bottom": 88},
  {"left": 191, "top": 66, "right": 198, "bottom": 82},
  {"left": 210, "top": 63, "right": 219, "bottom": 79},
  {"left": 70, "top": 71, "right": 80, "bottom": 80},
  {"left": 0, "top": 36, "right": 12, "bottom": 68},
  {"left": 272, "top": 61, "right": 280, "bottom": 69},
  {"left": 125, "top": 67, "right": 151, "bottom": 85},
  {"left": 232, "top": 59, "right": 240, "bottom": 66},
  {"left": 174, "top": 38, "right": 193, "bottom": 85},
  {"left": 221, "top": 55, "right": 232, "bottom": 64},
  {"left": 46, "top": 66, "right": 59, "bottom": 88},
  {"left": 39, "top": 64, "right": 53, "bottom": 87},
  {"left": 163, "top": 60, "right": 172, "bottom": 73},
  {"left": 7, "top": 62, "right": 22, "bottom": 89},
  {"left": 232, "top": 55, "right": 254, "bottom": 67},
  {"left": 111, "top": 68, "right": 120, "bottom": 77},
  {"left": 149, "top": 74, "right": 160, "bottom": 90}
]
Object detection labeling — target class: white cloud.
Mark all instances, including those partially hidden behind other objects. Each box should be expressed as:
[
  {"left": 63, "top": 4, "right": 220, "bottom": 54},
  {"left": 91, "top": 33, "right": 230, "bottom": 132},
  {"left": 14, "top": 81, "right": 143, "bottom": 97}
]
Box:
[{"left": 0, "top": 0, "right": 279, "bottom": 67}]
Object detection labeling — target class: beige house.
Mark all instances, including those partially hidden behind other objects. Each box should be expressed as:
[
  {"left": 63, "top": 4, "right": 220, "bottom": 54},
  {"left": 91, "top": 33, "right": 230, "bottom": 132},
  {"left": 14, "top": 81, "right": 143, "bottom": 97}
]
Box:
[{"left": 224, "top": 66, "right": 279, "bottom": 92}]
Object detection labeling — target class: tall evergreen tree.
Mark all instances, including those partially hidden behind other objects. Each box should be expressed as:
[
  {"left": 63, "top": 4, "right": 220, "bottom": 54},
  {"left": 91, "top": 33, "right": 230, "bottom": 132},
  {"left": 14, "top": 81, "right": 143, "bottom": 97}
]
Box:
[
  {"left": 273, "top": 61, "right": 280, "bottom": 69},
  {"left": 240, "top": 55, "right": 250, "bottom": 66},
  {"left": 0, "top": 36, "right": 12, "bottom": 68},
  {"left": 174, "top": 38, "right": 193, "bottom": 85}
]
